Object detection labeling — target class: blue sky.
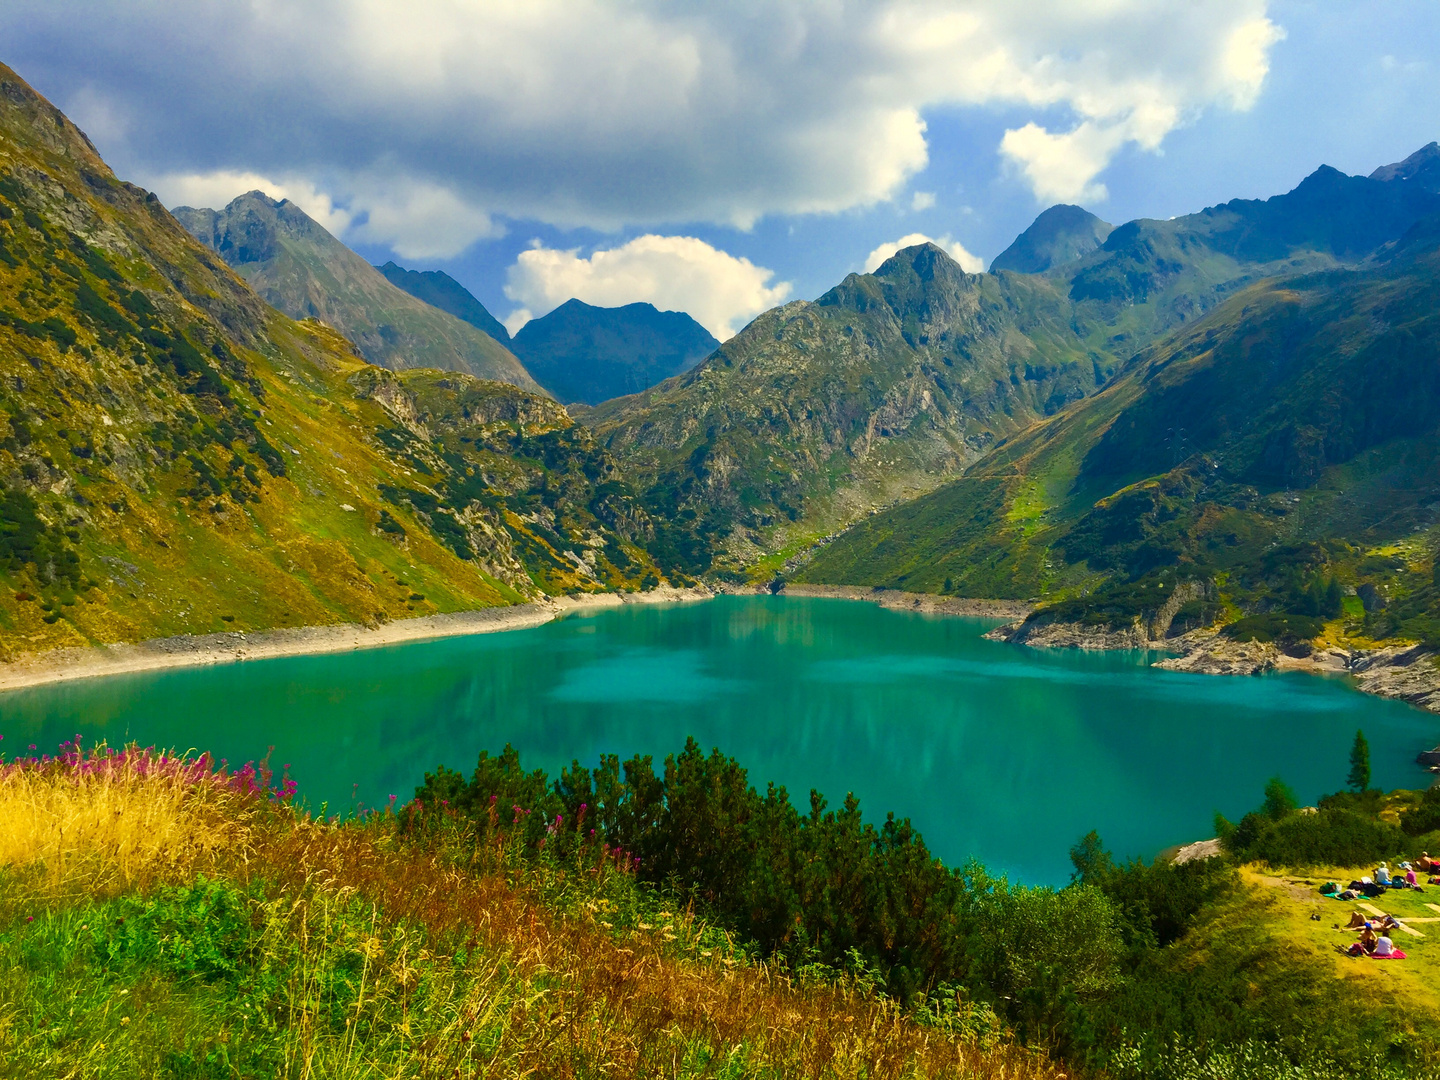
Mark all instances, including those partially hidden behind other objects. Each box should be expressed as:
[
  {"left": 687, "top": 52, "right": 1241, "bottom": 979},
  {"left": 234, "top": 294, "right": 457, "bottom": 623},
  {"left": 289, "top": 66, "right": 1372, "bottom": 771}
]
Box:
[{"left": 1, "top": 1, "right": 1436, "bottom": 339}]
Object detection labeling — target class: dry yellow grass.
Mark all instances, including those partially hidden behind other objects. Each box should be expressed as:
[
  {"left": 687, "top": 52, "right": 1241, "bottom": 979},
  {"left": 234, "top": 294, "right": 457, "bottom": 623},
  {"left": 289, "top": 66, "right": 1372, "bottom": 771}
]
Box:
[{"left": 0, "top": 742, "right": 256, "bottom": 894}]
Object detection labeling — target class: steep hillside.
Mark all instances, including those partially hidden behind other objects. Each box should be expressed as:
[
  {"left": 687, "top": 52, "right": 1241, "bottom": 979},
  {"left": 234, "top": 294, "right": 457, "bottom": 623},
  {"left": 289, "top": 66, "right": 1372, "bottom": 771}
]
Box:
[
  {"left": 174, "top": 195, "right": 537, "bottom": 389},
  {"left": 587, "top": 244, "right": 1100, "bottom": 574},
  {"left": 800, "top": 226, "right": 1440, "bottom": 653},
  {"left": 376, "top": 260, "right": 512, "bottom": 344},
  {"left": 510, "top": 298, "right": 718, "bottom": 405},
  {"left": 0, "top": 61, "right": 673, "bottom": 659}
]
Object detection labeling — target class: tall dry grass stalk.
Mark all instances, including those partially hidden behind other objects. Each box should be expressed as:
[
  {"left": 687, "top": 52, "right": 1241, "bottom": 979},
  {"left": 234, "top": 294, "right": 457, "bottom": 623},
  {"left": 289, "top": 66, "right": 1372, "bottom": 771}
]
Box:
[{"left": 0, "top": 740, "right": 273, "bottom": 894}]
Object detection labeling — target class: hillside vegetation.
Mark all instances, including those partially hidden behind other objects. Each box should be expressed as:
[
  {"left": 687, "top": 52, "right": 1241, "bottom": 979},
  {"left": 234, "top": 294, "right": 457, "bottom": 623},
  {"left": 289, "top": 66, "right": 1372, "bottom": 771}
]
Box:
[
  {"left": 6, "top": 736, "right": 1439, "bottom": 1079},
  {"left": 0, "top": 61, "right": 677, "bottom": 657},
  {"left": 0, "top": 741, "right": 1061, "bottom": 1080}
]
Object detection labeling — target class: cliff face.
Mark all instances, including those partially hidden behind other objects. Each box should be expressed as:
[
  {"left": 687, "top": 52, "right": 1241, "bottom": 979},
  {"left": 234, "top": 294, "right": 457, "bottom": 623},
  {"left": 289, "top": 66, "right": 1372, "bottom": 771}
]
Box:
[
  {"left": 174, "top": 194, "right": 538, "bottom": 390},
  {"left": 0, "top": 61, "right": 674, "bottom": 658}
]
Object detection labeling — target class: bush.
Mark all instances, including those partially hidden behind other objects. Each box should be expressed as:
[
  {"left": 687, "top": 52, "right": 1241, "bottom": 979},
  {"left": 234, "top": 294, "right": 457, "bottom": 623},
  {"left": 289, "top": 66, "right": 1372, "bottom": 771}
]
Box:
[
  {"left": 1225, "top": 807, "right": 1407, "bottom": 867},
  {"left": 1222, "top": 613, "right": 1324, "bottom": 644}
]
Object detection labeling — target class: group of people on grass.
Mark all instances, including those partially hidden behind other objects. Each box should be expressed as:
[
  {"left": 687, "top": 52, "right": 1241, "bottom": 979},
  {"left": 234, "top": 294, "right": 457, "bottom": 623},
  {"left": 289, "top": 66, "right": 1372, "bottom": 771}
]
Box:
[
  {"left": 1321, "top": 861, "right": 1430, "bottom": 959},
  {"left": 1341, "top": 910, "right": 1403, "bottom": 958},
  {"left": 1329, "top": 859, "right": 1433, "bottom": 901}
]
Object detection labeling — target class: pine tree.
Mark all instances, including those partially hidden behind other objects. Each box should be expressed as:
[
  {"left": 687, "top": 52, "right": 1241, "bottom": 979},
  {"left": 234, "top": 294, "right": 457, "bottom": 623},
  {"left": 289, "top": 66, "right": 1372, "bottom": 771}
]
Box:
[
  {"left": 1263, "top": 776, "right": 1298, "bottom": 820},
  {"left": 1324, "top": 576, "right": 1344, "bottom": 618},
  {"left": 1348, "top": 729, "right": 1371, "bottom": 793}
]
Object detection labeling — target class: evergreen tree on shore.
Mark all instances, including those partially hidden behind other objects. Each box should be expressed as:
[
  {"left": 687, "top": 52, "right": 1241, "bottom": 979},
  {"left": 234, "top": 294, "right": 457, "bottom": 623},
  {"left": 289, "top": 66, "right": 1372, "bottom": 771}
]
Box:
[{"left": 1348, "top": 729, "right": 1371, "bottom": 792}]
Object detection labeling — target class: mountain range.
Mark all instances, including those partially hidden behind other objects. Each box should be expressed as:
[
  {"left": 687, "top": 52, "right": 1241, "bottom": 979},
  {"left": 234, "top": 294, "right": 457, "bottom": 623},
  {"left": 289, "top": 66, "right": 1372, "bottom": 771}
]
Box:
[
  {"left": 2, "top": 52, "right": 1440, "bottom": 666},
  {"left": 375, "top": 260, "right": 513, "bottom": 345},
  {"left": 173, "top": 194, "right": 536, "bottom": 389},
  {"left": 584, "top": 149, "right": 1440, "bottom": 577}
]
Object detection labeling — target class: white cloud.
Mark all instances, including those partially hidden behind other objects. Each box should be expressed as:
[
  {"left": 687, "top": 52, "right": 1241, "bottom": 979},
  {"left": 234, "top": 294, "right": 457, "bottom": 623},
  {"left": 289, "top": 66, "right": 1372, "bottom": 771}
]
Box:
[
  {"left": 3, "top": 1, "right": 1283, "bottom": 246},
  {"left": 999, "top": 122, "right": 1130, "bottom": 204},
  {"left": 910, "top": 191, "right": 937, "bottom": 212},
  {"left": 346, "top": 179, "right": 503, "bottom": 260},
  {"left": 864, "top": 234, "right": 984, "bottom": 275},
  {"left": 503, "top": 235, "right": 792, "bottom": 340}
]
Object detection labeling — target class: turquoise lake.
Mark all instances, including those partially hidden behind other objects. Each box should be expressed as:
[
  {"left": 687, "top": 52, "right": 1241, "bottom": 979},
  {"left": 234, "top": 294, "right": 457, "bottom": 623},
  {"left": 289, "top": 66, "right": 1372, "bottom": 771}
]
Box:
[{"left": 2, "top": 595, "right": 1435, "bottom": 883}]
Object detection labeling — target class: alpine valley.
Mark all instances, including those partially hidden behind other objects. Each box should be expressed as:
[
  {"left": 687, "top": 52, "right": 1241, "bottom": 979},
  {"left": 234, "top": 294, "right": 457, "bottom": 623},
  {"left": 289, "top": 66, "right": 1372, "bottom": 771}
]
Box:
[{"left": 3, "top": 55, "right": 1440, "bottom": 709}]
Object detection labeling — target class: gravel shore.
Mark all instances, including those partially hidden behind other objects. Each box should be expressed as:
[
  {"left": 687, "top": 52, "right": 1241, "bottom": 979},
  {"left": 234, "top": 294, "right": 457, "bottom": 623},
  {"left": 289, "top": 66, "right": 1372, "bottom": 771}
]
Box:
[{"left": 0, "top": 586, "right": 715, "bottom": 693}]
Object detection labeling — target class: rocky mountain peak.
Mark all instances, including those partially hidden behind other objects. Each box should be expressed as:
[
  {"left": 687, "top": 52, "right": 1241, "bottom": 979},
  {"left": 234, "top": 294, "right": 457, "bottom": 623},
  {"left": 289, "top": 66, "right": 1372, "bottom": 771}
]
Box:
[
  {"left": 1371, "top": 141, "right": 1440, "bottom": 191},
  {"left": 990, "top": 204, "right": 1114, "bottom": 274}
]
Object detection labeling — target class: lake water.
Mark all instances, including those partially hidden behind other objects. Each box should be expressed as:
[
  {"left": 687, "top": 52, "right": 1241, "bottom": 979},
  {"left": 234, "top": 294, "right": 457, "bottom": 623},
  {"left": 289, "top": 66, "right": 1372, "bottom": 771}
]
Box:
[{"left": 2, "top": 595, "right": 1435, "bottom": 883}]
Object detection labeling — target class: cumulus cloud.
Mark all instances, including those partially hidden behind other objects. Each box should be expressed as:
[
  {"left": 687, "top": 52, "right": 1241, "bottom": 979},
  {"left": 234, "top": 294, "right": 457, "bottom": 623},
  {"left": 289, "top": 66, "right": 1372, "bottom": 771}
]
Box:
[
  {"left": 1, "top": 0, "right": 1283, "bottom": 251},
  {"left": 910, "top": 191, "right": 937, "bottom": 212},
  {"left": 503, "top": 236, "right": 791, "bottom": 340},
  {"left": 864, "top": 234, "right": 984, "bottom": 275},
  {"left": 999, "top": 123, "right": 1130, "bottom": 204}
]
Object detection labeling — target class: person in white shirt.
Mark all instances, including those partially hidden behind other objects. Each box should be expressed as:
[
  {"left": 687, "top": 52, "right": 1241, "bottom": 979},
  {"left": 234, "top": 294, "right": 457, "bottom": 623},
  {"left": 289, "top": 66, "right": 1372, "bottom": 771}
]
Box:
[
  {"left": 1376, "top": 862, "right": 1392, "bottom": 886},
  {"left": 1374, "top": 934, "right": 1396, "bottom": 957}
]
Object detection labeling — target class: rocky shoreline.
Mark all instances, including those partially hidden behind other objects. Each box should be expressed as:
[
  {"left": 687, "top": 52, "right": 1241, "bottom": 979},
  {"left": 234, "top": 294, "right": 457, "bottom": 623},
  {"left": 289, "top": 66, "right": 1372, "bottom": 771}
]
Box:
[
  {"left": 761, "top": 583, "right": 1034, "bottom": 620},
  {"left": 0, "top": 586, "right": 715, "bottom": 693},
  {"left": 986, "top": 615, "right": 1440, "bottom": 714}
]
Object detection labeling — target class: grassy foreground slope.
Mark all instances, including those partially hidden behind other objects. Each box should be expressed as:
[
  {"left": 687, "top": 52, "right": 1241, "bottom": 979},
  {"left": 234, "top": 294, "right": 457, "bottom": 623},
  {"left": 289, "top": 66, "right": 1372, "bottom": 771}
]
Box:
[
  {"left": 0, "top": 743, "right": 1058, "bottom": 1080},
  {"left": 0, "top": 62, "right": 673, "bottom": 658},
  {"left": 800, "top": 225, "right": 1440, "bottom": 650},
  {"left": 6, "top": 738, "right": 1440, "bottom": 1079}
]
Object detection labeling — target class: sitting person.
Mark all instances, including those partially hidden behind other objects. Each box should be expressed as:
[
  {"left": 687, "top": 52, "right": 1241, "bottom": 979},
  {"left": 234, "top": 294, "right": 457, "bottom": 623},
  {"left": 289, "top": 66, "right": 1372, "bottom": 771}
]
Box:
[
  {"left": 1376, "top": 862, "right": 1392, "bottom": 886},
  {"left": 1406, "top": 867, "right": 1419, "bottom": 888},
  {"left": 1419, "top": 852, "right": 1439, "bottom": 873},
  {"left": 1359, "top": 924, "right": 1379, "bottom": 954},
  {"left": 1375, "top": 933, "right": 1397, "bottom": 957}
]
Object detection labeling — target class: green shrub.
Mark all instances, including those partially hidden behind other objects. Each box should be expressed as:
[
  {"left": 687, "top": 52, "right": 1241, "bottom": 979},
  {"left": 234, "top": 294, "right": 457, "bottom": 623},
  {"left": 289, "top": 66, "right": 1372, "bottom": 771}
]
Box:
[{"left": 1222, "top": 612, "right": 1324, "bottom": 644}]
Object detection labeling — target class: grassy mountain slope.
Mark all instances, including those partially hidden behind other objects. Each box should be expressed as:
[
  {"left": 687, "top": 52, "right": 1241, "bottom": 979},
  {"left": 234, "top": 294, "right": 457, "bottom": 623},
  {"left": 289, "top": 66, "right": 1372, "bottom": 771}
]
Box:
[
  {"left": 174, "top": 194, "right": 537, "bottom": 390},
  {"left": 0, "top": 61, "right": 672, "bottom": 659},
  {"left": 800, "top": 226, "right": 1440, "bottom": 647},
  {"left": 375, "top": 259, "right": 512, "bottom": 344},
  {"left": 511, "top": 298, "right": 719, "bottom": 405},
  {"left": 588, "top": 244, "right": 1102, "bottom": 574}
]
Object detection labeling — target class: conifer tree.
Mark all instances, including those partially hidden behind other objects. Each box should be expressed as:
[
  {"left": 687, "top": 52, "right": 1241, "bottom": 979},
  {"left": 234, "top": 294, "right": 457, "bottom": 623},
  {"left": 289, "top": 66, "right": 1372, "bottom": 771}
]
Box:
[{"left": 1348, "top": 729, "right": 1371, "bottom": 793}]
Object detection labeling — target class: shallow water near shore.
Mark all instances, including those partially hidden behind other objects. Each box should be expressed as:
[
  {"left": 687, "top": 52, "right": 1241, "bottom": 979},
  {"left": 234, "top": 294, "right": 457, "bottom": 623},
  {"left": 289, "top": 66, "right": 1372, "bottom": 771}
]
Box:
[{"left": 3, "top": 595, "right": 1436, "bottom": 883}]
